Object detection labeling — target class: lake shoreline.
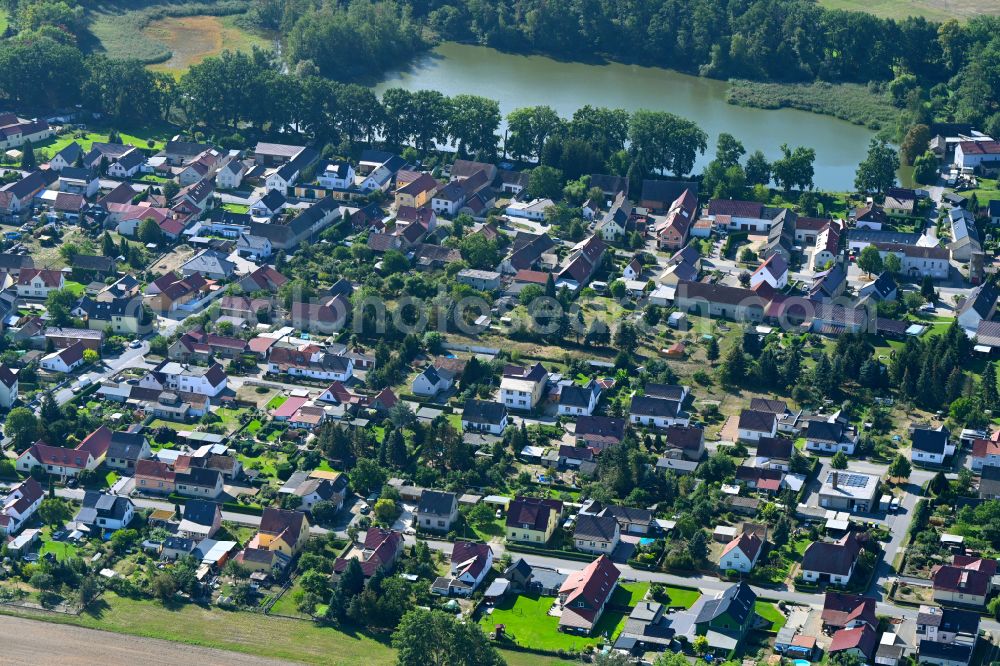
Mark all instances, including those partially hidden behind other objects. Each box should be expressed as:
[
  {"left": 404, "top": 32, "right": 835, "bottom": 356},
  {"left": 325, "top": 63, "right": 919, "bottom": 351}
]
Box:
[{"left": 374, "top": 42, "right": 878, "bottom": 191}]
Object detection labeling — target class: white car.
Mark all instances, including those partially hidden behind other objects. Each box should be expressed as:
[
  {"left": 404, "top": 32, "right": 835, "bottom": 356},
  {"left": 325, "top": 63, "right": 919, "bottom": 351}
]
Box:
[{"left": 129, "top": 339, "right": 142, "bottom": 349}]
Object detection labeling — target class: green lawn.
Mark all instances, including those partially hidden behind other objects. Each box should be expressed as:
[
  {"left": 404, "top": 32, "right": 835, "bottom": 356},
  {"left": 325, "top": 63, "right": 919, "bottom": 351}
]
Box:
[
  {"left": 314, "top": 459, "right": 337, "bottom": 473},
  {"left": 37, "top": 126, "right": 168, "bottom": 158},
  {"left": 237, "top": 451, "right": 286, "bottom": 478},
  {"left": 105, "top": 471, "right": 119, "bottom": 488},
  {"left": 961, "top": 178, "right": 1000, "bottom": 205},
  {"left": 480, "top": 592, "right": 619, "bottom": 652},
  {"left": 0, "top": 593, "right": 565, "bottom": 666},
  {"left": 245, "top": 419, "right": 263, "bottom": 435},
  {"left": 754, "top": 601, "right": 786, "bottom": 632},
  {"left": 40, "top": 540, "right": 77, "bottom": 562},
  {"left": 268, "top": 579, "right": 310, "bottom": 618},
  {"left": 791, "top": 537, "right": 811, "bottom": 556},
  {"left": 611, "top": 582, "right": 650, "bottom": 607},
  {"left": 147, "top": 418, "right": 190, "bottom": 431},
  {"left": 213, "top": 407, "right": 247, "bottom": 433},
  {"left": 446, "top": 413, "right": 462, "bottom": 431},
  {"left": 63, "top": 281, "right": 86, "bottom": 297},
  {"left": 222, "top": 203, "right": 249, "bottom": 214},
  {"left": 658, "top": 585, "right": 701, "bottom": 609},
  {"left": 265, "top": 395, "right": 287, "bottom": 410}
]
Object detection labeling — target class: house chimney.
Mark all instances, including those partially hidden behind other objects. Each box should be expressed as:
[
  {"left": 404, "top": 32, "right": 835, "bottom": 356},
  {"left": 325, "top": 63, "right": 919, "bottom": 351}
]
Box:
[{"left": 831, "top": 471, "right": 839, "bottom": 488}]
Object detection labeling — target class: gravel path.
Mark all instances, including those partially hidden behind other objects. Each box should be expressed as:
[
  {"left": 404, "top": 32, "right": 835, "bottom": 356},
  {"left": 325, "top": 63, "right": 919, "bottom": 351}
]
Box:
[{"left": 0, "top": 614, "right": 295, "bottom": 665}]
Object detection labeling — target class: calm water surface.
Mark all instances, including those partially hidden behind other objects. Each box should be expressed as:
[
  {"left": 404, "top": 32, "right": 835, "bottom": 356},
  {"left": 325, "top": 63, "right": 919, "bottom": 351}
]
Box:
[{"left": 374, "top": 42, "right": 878, "bottom": 191}]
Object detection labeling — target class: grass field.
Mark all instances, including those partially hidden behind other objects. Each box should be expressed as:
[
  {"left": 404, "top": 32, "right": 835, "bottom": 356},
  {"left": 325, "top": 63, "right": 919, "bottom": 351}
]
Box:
[
  {"left": 63, "top": 281, "right": 86, "bottom": 297},
  {"left": 0, "top": 594, "right": 564, "bottom": 666},
  {"left": 817, "top": 0, "right": 1000, "bottom": 21},
  {"left": 145, "top": 15, "right": 270, "bottom": 76},
  {"left": 754, "top": 601, "right": 786, "bottom": 633},
  {"left": 265, "top": 395, "right": 287, "bottom": 410},
  {"left": 88, "top": 0, "right": 264, "bottom": 68},
  {"left": 962, "top": 178, "right": 1000, "bottom": 206},
  {"left": 611, "top": 582, "right": 650, "bottom": 607},
  {"left": 40, "top": 540, "right": 77, "bottom": 562},
  {"left": 658, "top": 585, "right": 701, "bottom": 609},
  {"left": 35, "top": 127, "right": 169, "bottom": 158},
  {"left": 479, "top": 592, "right": 624, "bottom": 652}
]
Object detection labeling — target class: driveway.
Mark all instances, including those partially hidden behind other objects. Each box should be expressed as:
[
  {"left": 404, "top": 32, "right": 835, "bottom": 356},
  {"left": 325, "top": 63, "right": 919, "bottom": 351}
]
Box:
[{"left": 54, "top": 341, "right": 152, "bottom": 406}]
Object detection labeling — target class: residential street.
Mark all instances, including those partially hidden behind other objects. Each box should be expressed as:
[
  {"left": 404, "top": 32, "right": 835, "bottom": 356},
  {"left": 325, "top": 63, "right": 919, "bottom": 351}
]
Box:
[{"left": 53, "top": 341, "right": 152, "bottom": 407}]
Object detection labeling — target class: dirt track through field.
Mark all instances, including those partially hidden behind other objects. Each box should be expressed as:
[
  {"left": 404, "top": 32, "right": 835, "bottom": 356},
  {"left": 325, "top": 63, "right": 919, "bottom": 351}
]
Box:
[{"left": 0, "top": 614, "right": 295, "bottom": 665}]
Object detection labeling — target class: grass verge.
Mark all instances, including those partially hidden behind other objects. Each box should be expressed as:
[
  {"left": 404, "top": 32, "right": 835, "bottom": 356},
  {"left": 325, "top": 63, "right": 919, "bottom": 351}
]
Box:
[{"left": 0, "top": 594, "right": 564, "bottom": 666}]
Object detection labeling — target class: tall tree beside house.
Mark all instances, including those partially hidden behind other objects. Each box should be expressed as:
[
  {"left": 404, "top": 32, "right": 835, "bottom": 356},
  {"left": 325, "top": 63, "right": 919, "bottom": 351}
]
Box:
[
  {"left": 900, "top": 124, "right": 930, "bottom": 166},
  {"left": 20, "top": 140, "right": 34, "bottom": 170},
  {"left": 83, "top": 56, "right": 174, "bottom": 124},
  {"left": 921, "top": 274, "right": 936, "bottom": 301},
  {"left": 567, "top": 105, "right": 630, "bottom": 159},
  {"left": 981, "top": 362, "right": 1000, "bottom": 412},
  {"left": 628, "top": 109, "right": 707, "bottom": 177},
  {"left": 771, "top": 144, "right": 815, "bottom": 192},
  {"left": 744, "top": 150, "right": 771, "bottom": 186},
  {"left": 831, "top": 450, "right": 849, "bottom": 469},
  {"left": 38, "top": 498, "right": 72, "bottom": 529},
  {"left": 718, "top": 342, "right": 747, "bottom": 386},
  {"left": 887, "top": 454, "right": 912, "bottom": 482},
  {"left": 161, "top": 181, "right": 179, "bottom": 202},
  {"left": 857, "top": 245, "right": 883, "bottom": 277},
  {"left": 706, "top": 336, "right": 719, "bottom": 363},
  {"left": 407, "top": 89, "right": 450, "bottom": 153},
  {"left": 101, "top": 232, "right": 117, "bottom": 258},
  {"left": 528, "top": 165, "right": 564, "bottom": 200},
  {"left": 883, "top": 252, "right": 901, "bottom": 275},
  {"left": 393, "top": 609, "right": 504, "bottom": 666},
  {"left": 447, "top": 94, "right": 501, "bottom": 158},
  {"left": 715, "top": 132, "right": 745, "bottom": 168},
  {"left": 505, "top": 105, "right": 563, "bottom": 161},
  {"left": 912, "top": 150, "right": 939, "bottom": 185},
  {"left": 854, "top": 138, "right": 899, "bottom": 197},
  {"left": 138, "top": 217, "right": 162, "bottom": 245}
]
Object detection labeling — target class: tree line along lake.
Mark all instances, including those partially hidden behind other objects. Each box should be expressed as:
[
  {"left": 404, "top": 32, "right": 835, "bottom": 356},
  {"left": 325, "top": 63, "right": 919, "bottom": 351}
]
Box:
[{"left": 373, "top": 42, "right": 879, "bottom": 192}]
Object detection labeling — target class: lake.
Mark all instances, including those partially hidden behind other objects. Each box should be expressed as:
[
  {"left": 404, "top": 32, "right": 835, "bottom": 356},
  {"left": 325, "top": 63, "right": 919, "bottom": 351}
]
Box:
[{"left": 374, "top": 42, "right": 878, "bottom": 192}]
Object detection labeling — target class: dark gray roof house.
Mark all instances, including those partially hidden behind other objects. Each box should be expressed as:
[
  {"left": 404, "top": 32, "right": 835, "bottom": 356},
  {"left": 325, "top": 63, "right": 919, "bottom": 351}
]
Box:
[
  {"left": 182, "top": 499, "right": 221, "bottom": 527},
  {"left": 106, "top": 430, "right": 149, "bottom": 463},
  {"left": 417, "top": 490, "right": 457, "bottom": 518},
  {"left": 695, "top": 581, "right": 757, "bottom": 626},
  {"left": 75, "top": 491, "right": 134, "bottom": 527},
  {"left": 630, "top": 395, "right": 683, "bottom": 418},
  {"left": 462, "top": 399, "right": 507, "bottom": 427},
  {"left": 574, "top": 513, "right": 619, "bottom": 542},
  {"left": 911, "top": 427, "right": 950, "bottom": 454}
]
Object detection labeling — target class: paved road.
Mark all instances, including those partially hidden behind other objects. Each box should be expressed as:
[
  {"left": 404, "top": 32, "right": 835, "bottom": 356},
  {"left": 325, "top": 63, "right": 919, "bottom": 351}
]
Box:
[
  {"left": 0, "top": 614, "right": 292, "bottom": 666},
  {"left": 53, "top": 341, "right": 152, "bottom": 406},
  {"left": 55, "top": 488, "right": 332, "bottom": 535}
]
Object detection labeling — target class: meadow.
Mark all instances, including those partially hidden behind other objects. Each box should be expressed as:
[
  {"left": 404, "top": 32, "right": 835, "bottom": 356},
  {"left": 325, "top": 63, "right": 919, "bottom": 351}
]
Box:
[
  {"left": 88, "top": 0, "right": 269, "bottom": 74},
  {"left": 817, "top": 0, "right": 1000, "bottom": 21}
]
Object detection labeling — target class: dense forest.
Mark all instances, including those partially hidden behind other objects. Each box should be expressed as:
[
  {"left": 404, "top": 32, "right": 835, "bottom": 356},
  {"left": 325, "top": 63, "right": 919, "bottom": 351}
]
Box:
[
  {"left": 0, "top": 0, "right": 999, "bottom": 139},
  {"left": 253, "top": 0, "right": 1000, "bottom": 131}
]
